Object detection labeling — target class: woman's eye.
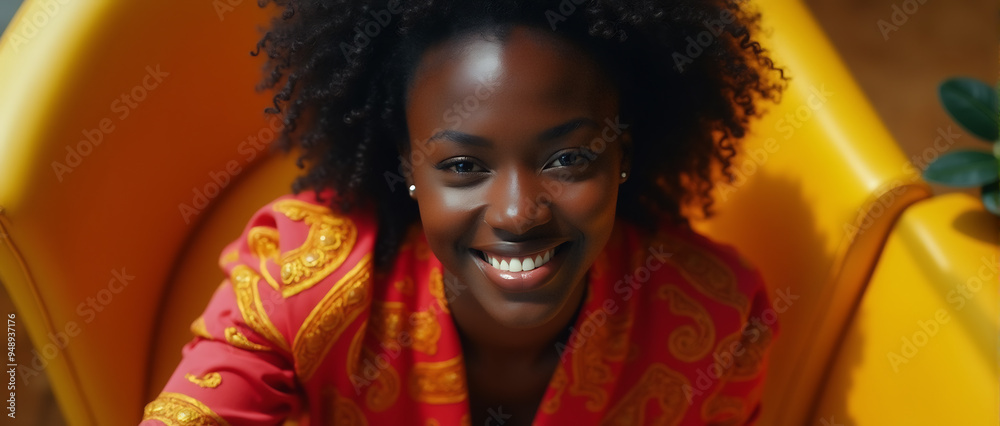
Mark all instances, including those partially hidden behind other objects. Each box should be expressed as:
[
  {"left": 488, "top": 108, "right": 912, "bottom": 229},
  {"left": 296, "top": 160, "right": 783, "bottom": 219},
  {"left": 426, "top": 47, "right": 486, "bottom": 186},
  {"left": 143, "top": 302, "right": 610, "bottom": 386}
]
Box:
[
  {"left": 548, "top": 150, "right": 593, "bottom": 168},
  {"left": 452, "top": 161, "right": 477, "bottom": 173},
  {"left": 439, "top": 159, "right": 485, "bottom": 173}
]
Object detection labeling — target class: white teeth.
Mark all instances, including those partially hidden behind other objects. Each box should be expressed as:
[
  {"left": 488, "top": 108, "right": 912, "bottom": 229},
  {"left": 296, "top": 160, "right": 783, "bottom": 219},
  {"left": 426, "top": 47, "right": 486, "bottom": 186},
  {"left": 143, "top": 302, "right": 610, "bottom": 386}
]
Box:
[
  {"left": 483, "top": 248, "right": 557, "bottom": 272},
  {"left": 522, "top": 257, "right": 535, "bottom": 271},
  {"left": 509, "top": 258, "right": 522, "bottom": 272}
]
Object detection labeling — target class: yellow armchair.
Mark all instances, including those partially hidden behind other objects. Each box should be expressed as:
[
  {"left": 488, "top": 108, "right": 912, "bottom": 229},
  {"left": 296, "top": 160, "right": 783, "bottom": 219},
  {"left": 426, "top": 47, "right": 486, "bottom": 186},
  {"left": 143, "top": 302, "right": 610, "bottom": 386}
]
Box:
[{"left": 0, "top": 0, "right": 995, "bottom": 425}]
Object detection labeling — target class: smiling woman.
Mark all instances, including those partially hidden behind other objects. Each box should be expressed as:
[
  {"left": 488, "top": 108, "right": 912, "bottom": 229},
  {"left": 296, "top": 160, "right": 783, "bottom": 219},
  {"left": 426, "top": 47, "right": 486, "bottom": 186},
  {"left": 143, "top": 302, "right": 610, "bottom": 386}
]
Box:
[{"left": 140, "top": 1, "right": 785, "bottom": 425}]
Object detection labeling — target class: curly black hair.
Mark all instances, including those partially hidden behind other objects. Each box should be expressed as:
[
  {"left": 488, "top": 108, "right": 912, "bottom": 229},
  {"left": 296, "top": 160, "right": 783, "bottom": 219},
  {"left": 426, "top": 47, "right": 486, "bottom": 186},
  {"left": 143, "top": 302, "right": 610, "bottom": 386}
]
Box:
[{"left": 252, "top": 0, "right": 785, "bottom": 270}]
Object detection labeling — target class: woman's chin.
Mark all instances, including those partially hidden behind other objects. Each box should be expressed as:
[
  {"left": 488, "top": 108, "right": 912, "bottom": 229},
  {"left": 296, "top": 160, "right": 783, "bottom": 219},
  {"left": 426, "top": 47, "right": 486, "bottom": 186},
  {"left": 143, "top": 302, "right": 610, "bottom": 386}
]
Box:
[
  {"left": 467, "top": 278, "right": 584, "bottom": 330},
  {"left": 479, "top": 300, "right": 564, "bottom": 330}
]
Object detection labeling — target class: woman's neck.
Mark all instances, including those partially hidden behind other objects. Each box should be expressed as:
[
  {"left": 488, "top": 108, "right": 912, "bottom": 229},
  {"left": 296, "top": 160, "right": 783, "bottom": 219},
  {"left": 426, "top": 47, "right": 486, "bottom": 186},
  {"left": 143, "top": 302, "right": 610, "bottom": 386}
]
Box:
[{"left": 444, "top": 270, "right": 588, "bottom": 367}]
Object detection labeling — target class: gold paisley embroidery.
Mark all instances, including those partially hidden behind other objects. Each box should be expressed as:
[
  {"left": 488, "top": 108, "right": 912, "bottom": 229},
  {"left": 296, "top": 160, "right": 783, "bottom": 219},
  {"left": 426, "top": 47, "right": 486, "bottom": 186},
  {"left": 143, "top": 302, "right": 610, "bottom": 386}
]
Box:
[
  {"left": 370, "top": 302, "right": 405, "bottom": 344},
  {"left": 702, "top": 393, "right": 745, "bottom": 425},
  {"left": 185, "top": 372, "right": 222, "bottom": 389},
  {"left": 347, "top": 320, "right": 368, "bottom": 387},
  {"left": 143, "top": 392, "right": 229, "bottom": 425},
  {"left": 231, "top": 265, "right": 291, "bottom": 352},
  {"left": 408, "top": 310, "right": 442, "bottom": 355},
  {"left": 601, "top": 363, "right": 691, "bottom": 426},
  {"left": 224, "top": 326, "right": 271, "bottom": 351},
  {"left": 325, "top": 388, "right": 369, "bottom": 426},
  {"left": 567, "top": 305, "right": 633, "bottom": 412},
  {"left": 712, "top": 332, "right": 743, "bottom": 382},
  {"left": 248, "top": 226, "right": 281, "bottom": 258},
  {"left": 658, "top": 234, "right": 748, "bottom": 316},
  {"left": 369, "top": 302, "right": 442, "bottom": 355},
  {"left": 293, "top": 255, "right": 373, "bottom": 381},
  {"left": 425, "top": 419, "right": 441, "bottom": 426},
  {"left": 409, "top": 356, "right": 467, "bottom": 404},
  {"left": 190, "top": 316, "right": 211, "bottom": 340},
  {"left": 428, "top": 267, "right": 450, "bottom": 313},
  {"left": 394, "top": 277, "right": 414, "bottom": 295},
  {"left": 719, "top": 319, "right": 773, "bottom": 382},
  {"left": 541, "top": 364, "right": 568, "bottom": 415},
  {"left": 657, "top": 285, "right": 715, "bottom": 362},
  {"left": 249, "top": 199, "right": 358, "bottom": 298},
  {"left": 360, "top": 346, "right": 401, "bottom": 412},
  {"left": 220, "top": 249, "right": 239, "bottom": 265}
]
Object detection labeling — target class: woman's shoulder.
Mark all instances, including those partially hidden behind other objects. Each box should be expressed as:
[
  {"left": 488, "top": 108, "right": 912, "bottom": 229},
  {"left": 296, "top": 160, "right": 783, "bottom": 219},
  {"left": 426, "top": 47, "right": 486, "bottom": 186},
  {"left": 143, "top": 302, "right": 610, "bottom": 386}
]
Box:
[
  {"left": 615, "top": 217, "right": 767, "bottom": 313},
  {"left": 219, "top": 188, "right": 377, "bottom": 278},
  {"left": 209, "top": 189, "right": 379, "bottom": 354}
]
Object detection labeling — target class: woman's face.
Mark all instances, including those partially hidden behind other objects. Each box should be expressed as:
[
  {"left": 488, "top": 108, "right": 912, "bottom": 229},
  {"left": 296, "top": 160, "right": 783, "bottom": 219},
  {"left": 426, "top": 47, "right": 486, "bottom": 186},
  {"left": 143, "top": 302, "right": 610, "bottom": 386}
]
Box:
[{"left": 405, "top": 26, "right": 627, "bottom": 330}]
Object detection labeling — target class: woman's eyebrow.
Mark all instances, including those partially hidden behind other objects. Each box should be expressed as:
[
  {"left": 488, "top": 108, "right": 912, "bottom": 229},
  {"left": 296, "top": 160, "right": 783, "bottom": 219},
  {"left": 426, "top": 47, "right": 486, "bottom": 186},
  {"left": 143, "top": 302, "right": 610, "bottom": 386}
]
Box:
[
  {"left": 537, "top": 117, "right": 599, "bottom": 142},
  {"left": 428, "top": 129, "right": 491, "bottom": 147},
  {"left": 428, "top": 118, "right": 599, "bottom": 147}
]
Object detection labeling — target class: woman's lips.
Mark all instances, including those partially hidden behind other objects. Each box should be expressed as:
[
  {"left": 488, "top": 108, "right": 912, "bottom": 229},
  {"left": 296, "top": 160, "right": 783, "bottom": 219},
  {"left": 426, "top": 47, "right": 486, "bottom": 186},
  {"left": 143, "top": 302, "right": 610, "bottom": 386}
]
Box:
[{"left": 470, "top": 243, "right": 568, "bottom": 293}]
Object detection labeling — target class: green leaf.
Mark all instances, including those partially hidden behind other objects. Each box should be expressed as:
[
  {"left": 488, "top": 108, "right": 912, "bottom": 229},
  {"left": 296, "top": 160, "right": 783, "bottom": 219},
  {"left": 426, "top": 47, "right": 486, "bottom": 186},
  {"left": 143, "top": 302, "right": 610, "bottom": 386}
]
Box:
[
  {"left": 939, "top": 78, "right": 999, "bottom": 142},
  {"left": 923, "top": 150, "right": 999, "bottom": 187},
  {"left": 982, "top": 182, "right": 1000, "bottom": 216}
]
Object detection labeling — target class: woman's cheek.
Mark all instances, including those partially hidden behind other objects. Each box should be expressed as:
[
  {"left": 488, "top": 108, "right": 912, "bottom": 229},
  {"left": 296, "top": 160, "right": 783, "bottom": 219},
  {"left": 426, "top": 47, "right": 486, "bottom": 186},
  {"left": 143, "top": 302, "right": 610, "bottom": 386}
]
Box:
[
  {"left": 418, "top": 184, "right": 482, "bottom": 249},
  {"left": 554, "top": 174, "right": 619, "bottom": 230}
]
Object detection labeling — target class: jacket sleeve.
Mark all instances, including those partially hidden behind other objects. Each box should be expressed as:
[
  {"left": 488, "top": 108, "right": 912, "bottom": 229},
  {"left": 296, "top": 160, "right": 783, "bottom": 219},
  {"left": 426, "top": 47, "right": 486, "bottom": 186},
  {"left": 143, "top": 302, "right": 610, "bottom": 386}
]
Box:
[
  {"left": 141, "top": 193, "right": 343, "bottom": 425},
  {"left": 140, "top": 277, "right": 301, "bottom": 426},
  {"left": 140, "top": 191, "right": 373, "bottom": 425}
]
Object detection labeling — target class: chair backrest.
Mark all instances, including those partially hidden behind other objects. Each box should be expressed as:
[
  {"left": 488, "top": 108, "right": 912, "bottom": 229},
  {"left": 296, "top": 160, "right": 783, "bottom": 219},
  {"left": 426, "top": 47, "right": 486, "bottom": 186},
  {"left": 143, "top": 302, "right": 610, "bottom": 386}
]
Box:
[
  {"left": 690, "top": 1, "right": 931, "bottom": 423},
  {"left": 0, "top": 1, "right": 291, "bottom": 424},
  {"left": 0, "top": 0, "right": 928, "bottom": 425}
]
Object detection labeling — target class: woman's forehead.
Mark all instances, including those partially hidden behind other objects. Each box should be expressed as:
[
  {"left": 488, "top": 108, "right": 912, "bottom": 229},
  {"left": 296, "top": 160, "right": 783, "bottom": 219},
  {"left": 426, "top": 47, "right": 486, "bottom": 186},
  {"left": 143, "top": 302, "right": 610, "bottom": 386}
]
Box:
[{"left": 406, "top": 26, "right": 617, "bottom": 117}]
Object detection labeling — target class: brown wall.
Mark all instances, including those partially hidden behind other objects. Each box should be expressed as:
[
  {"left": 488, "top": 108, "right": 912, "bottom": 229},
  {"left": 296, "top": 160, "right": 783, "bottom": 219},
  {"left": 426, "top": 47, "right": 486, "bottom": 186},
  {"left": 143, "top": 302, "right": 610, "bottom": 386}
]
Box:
[{"left": 805, "top": 0, "right": 999, "bottom": 196}]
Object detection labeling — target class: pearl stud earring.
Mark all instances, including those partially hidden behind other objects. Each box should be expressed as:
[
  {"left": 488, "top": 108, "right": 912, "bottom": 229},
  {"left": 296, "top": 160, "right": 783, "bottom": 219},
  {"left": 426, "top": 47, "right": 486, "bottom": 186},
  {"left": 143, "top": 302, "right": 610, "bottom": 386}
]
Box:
[{"left": 408, "top": 184, "right": 416, "bottom": 198}]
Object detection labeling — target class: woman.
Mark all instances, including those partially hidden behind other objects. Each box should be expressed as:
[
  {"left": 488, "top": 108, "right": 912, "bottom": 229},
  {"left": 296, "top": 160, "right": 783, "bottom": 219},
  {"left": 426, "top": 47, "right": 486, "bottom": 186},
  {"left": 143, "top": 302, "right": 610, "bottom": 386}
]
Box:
[{"left": 141, "top": 0, "right": 784, "bottom": 424}]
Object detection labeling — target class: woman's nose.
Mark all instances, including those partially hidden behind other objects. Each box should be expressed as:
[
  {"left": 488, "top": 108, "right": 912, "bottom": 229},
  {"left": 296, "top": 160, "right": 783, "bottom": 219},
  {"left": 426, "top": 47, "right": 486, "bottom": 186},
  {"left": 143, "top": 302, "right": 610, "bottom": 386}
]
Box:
[{"left": 483, "top": 169, "right": 553, "bottom": 235}]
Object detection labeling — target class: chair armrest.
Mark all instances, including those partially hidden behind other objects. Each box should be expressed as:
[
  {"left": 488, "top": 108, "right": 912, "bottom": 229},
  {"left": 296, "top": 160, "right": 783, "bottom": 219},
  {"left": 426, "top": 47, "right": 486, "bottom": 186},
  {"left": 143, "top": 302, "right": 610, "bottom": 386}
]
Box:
[{"left": 813, "top": 193, "right": 999, "bottom": 425}]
